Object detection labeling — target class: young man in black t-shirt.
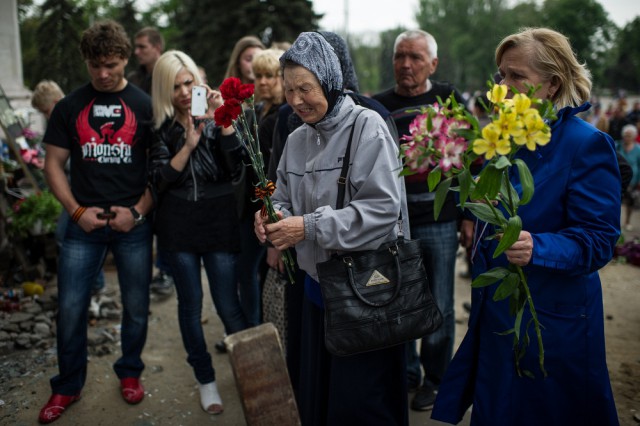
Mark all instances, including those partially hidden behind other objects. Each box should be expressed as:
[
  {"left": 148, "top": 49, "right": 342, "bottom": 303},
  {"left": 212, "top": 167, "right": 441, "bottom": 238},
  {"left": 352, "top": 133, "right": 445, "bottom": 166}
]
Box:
[{"left": 38, "top": 20, "right": 154, "bottom": 424}]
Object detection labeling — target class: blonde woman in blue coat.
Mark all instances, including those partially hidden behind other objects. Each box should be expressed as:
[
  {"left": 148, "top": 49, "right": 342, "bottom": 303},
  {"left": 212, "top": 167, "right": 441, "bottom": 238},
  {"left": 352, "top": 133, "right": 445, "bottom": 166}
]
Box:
[{"left": 432, "top": 28, "right": 621, "bottom": 426}]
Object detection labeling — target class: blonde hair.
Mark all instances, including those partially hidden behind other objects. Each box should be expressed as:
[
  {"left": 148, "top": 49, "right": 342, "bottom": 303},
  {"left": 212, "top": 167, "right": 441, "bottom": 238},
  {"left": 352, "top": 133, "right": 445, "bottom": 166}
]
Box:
[
  {"left": 252, "top": 48, "right": 285, "bottom": 105},
  {"left": 224, "top": 35, "right": 265, "bottom": 81},
  {"left": 496, "top": 27, "right": 592, "bottom": 109},
  {"left": 31, "top": 80, "right": 64, "bottom": 113},
  {"left": 151, "top": 50, "right": 202, "bottom": 129},
  {"left": 252, "top": 48, "right": 284, "bottom": 76}
]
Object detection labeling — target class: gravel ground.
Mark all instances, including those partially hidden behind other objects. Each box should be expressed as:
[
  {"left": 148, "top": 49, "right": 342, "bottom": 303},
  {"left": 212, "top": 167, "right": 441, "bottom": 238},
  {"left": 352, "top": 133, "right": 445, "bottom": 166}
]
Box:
[{"left": 1, "top": 226, "right": 639, "bottom": 426}]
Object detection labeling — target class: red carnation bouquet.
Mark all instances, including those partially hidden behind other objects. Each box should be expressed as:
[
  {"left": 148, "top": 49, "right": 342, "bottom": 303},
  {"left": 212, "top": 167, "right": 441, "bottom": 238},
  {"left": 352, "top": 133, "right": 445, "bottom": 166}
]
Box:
[{"left": 214, "top": 77, "right": 296, "bottom": 283}]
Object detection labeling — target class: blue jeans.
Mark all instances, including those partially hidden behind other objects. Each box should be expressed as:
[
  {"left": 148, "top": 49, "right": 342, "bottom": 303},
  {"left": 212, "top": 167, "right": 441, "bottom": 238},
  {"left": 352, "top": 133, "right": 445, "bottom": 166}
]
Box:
[
  {"left": 55, "top": 210, "right": 105, "bottom": 292},
  {"left": 406, "top": 220, "right": 458, "bottom": 388},
  {"left": 166, "top": 250, "right": 248, "bottom": 384},
  {"left": 154, "top": 239, "right": 172, "bottom": 275},
  {"left": 51, "top": 221, "right": 152, "bottom": 395},
  {"left": 236, "top": 216, "right": 265, "bottom": 327}
]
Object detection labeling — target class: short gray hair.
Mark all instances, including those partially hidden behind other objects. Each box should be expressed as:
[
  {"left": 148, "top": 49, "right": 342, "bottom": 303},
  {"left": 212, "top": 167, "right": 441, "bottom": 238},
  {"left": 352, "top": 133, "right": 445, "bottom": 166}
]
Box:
[
  {"left": 622, "top": 124, "right": 638, "bottom": 138},
  {"left": 394, "top": 30, "right": 438, "bottom": 58}
]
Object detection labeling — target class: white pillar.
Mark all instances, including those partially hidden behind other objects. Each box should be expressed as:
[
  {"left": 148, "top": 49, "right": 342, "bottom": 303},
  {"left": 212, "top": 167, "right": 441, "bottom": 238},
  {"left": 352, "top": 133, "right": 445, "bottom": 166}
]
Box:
[
  {"left": 0, "top": 0, "right": 37, "bottom": 133},
  {"left": 0, "top": 0, "right": 32, "bottom": 104}
]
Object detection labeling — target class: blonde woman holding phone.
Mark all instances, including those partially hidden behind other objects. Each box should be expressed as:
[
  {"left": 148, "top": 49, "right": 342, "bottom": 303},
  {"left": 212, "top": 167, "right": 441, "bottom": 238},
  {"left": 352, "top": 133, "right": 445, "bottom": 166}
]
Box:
[{"left": 149, "top": 50, "right": 249, "bottom": 415}]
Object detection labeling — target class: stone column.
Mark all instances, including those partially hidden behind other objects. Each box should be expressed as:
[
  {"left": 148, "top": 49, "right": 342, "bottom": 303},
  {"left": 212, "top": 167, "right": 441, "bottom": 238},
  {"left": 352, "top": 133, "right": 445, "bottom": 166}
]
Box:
[
  {"left": 0, "top": 0, "right": 39, "bottom": 135},
  {"left": 0, "top": 0, "right": 32, "bottom": 107}
]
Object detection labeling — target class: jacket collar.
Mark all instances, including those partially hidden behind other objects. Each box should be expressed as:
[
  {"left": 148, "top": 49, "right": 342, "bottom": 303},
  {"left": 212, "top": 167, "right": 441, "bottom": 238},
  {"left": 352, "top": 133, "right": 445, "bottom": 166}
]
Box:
[
  {"left": 512, "top": 102, "right": 590, "bottom": 176},
  {"left": 314, "top": 95, "right": 356, "bottom": 135},
  {"left": 551, "top": 102, "right": 590, "bottom": 131}
]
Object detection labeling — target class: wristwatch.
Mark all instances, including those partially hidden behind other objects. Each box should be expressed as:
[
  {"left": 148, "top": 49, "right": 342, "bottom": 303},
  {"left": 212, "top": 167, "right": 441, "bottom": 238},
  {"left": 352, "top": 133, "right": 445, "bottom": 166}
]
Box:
[{"left": 129, "top": 207, "right": 146, "bottom": 226}]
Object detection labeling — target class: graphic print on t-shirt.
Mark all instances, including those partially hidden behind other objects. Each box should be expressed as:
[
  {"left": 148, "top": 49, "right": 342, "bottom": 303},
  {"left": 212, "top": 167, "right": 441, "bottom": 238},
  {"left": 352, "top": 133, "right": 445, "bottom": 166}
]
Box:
[{"left": 75, "top": 97, "right": 138, "bottom": 164}]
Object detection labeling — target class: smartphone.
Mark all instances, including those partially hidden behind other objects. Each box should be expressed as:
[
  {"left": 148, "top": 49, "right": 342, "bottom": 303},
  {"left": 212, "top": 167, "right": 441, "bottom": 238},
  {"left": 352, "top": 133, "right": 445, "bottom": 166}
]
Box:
[{"left": 191, "top": 86, "right": 208, "bottom": 116}]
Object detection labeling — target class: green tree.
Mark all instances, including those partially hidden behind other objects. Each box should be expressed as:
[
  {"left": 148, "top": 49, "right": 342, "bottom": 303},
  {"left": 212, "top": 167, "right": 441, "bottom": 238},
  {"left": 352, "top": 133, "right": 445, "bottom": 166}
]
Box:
[
  {"left": 138, "top": 0, "right": 182, "bottom": 49},
  {"left": 19, "top": 17, "right": 39, "bottom": 89},
  {"left": 80, "top": 0, "right": 112, "bottom": 24},
  {"left": 415, "top": 0, "right": 512, "bottom": 93},
  {"left": 541, "top": 0, "right": 616, "bottom": 85},
  {"left": 30, "top": 0, "right": 87, "bottom": 93},
  {"left": 349, "top": 38, "right": 382, "bottom": 95},
  {"left": 174, "top": 0, "right": 321, "bottom": 86},
  {"left": 250, "top": 0, "right": 322, "bottom": 45},
  {"left": 17, "top": 0, "right": 37, "bottom": 19},
  {"left": 605, "top": 17, "right": 640, "bottom": 93},
  {"left": 376, "top": 27, "right": 405, "bottom": 93},
  {"left": 109, "top": 0, "right": 141, "bottom": 44},
  {"left": 503, "top": 1, "right": 542, "bottom": 30},
  {"left": 107, "top": 0, "right": 141, "bottom": 77},
  {"left": 20, "top": 0, "right": 148, "bottom": 91}
]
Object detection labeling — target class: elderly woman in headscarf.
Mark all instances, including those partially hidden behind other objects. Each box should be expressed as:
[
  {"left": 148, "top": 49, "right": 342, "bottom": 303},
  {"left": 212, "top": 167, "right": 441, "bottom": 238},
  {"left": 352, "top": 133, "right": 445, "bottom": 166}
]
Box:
[
  {"left": 254, "top": 32, "right": 409, "bottom": 425},
  {"left": 268, "top": 31, "right": 361, "bottom": 180}
]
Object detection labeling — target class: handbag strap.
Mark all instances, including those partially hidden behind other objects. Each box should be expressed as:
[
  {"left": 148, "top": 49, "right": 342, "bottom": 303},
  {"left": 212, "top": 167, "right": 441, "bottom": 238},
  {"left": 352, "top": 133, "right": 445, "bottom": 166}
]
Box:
[
  {"left": 336, "top": 109, "right": 365, "bottom": 210},
  {"left": 333, "top": 109, "right": 405, "bottom": 308},
  {"left": 335, "top": 108, "right": 404, "bottom": 231}
]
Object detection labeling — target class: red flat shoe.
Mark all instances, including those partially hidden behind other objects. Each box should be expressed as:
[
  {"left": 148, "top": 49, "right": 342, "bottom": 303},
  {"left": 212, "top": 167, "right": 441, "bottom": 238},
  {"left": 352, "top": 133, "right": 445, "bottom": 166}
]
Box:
[
  {"left": 38, "top": 393, "right": 81, "bottom": 424},
  {"left": 120, "top": 377, "right": 144, "bottom": 404}
]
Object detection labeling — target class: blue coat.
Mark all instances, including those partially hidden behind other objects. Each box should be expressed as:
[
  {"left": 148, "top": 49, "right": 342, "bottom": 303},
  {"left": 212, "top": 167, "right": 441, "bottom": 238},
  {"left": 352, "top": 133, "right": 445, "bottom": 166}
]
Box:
[{"left": 431, "top": 104, "right": 621, "bottom": 426}]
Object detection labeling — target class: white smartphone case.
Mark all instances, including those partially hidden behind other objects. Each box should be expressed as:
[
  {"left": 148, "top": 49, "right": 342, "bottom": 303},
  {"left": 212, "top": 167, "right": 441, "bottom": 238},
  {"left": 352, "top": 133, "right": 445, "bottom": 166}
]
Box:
[{"left": 191, "top": 86, "right": 207, "bottom": 116}]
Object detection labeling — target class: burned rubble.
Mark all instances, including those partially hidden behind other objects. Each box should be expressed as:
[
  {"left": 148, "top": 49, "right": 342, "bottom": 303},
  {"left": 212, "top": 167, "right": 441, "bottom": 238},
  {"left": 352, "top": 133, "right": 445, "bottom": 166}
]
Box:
[{"left": 0, "top": 282, "right": 123, "bottom": 397}]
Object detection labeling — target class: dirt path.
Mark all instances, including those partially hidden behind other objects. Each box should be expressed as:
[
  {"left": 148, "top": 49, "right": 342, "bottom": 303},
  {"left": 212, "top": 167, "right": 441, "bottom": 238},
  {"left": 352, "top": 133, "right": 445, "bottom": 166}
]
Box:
[{"left": 1, "top": 235, "right": 639, "bottom": 425}]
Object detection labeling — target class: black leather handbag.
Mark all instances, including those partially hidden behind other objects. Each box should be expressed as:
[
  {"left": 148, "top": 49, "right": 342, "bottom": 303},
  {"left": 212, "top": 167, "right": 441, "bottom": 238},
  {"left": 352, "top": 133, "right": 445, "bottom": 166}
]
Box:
[
  {"left": 316, "top": 111, "right": 442, "bottom": 356},
  {"left": 317, "top": 237, "right": 443, "bottom": 356}
]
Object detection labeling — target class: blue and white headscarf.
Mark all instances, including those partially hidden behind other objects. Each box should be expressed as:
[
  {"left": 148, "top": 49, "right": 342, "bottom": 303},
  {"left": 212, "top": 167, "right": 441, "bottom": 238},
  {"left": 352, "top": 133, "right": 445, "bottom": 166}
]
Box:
[{"left": 318, "top": 31, "right": 359, "bottom": 93}]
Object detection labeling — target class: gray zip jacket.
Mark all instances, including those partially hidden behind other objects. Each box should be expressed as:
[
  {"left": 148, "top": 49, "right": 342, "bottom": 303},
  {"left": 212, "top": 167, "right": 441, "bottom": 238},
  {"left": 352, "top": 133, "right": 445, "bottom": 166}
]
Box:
[{"left": 273, "top": 96, "right": 403, "bottom": 280}]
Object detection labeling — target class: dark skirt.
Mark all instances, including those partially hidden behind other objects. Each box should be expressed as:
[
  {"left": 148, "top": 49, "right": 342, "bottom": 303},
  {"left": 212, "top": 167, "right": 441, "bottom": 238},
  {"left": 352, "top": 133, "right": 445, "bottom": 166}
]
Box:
[{"left": 297, "top": 290, "right": 409, "bottom": 426}]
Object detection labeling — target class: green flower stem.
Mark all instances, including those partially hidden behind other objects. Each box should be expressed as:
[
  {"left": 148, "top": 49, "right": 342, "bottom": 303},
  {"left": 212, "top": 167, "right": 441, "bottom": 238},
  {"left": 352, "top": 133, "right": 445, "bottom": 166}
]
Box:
[
  {"left": 504, "top": 172, "right": 517, "bottom": 216},
  {"left": 231, "top": 105, "right": 297, "bottom": 284},
  {"left": 262, "top": 196, "right": 297, "bottom": 283},
  {"left": 484, "top": 177, "right": 544, "bottom": 376},
  {"left": 516, "top": 264, "right": 547, "bottom": 377},
  {"left": 500, "top": 165, "right": 544, "bottom": 375},
  {"left": 484, "top": 194, "right": 506, "bottom": 228}
]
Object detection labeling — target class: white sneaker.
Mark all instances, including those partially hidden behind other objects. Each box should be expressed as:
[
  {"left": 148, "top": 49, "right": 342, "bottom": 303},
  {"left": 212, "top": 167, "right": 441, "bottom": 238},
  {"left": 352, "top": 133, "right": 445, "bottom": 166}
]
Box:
[{"left": 199, "top": 381, "right": 223, "bottom": 414}]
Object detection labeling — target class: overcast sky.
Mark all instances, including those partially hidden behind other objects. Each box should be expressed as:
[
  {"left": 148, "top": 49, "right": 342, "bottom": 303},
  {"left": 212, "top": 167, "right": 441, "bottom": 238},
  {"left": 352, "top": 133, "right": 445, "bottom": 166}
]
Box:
[{"left": 312, "top": 0, "right": 640, "bottom": 34}]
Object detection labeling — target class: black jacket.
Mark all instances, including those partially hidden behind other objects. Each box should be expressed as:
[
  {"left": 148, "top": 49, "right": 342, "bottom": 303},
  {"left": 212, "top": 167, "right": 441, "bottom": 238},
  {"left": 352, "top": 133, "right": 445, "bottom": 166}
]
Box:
[
  {"left": 149, "top": 119, "right": 245, "bottom": 202},
  {"left": 617, "top": 152, "right": 633, "bottom": 191}
]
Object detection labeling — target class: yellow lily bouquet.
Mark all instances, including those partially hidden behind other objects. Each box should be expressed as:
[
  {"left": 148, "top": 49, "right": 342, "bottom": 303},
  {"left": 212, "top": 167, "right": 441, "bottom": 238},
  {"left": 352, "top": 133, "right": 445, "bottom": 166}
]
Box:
[{"left": 401, "top": 83, "right": 556, "bottom": 377}]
